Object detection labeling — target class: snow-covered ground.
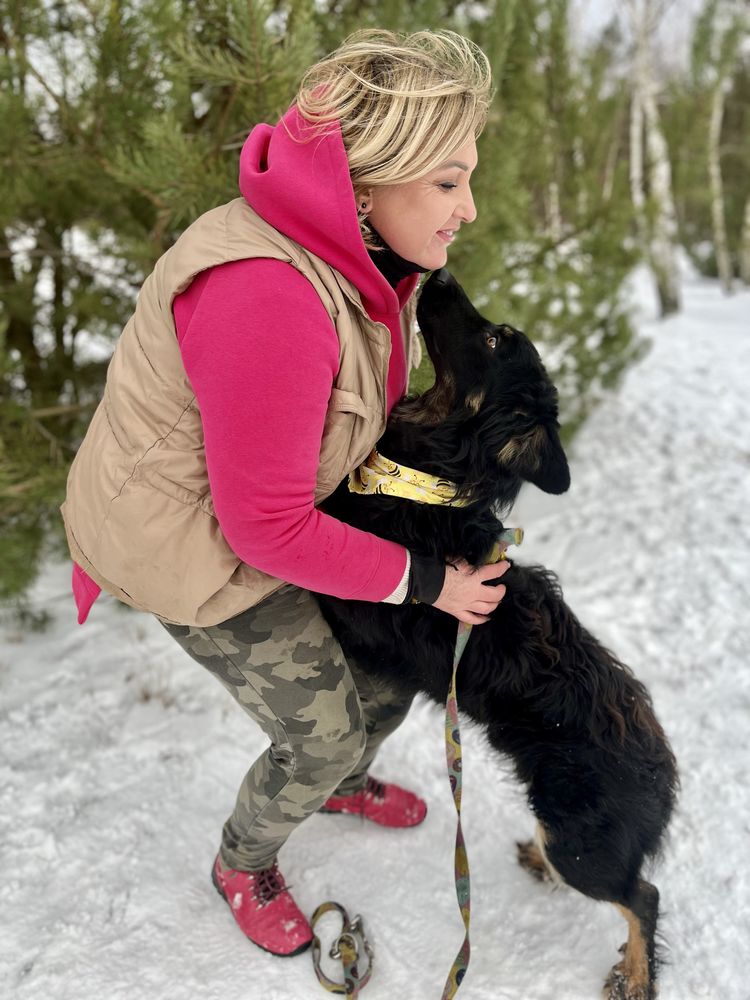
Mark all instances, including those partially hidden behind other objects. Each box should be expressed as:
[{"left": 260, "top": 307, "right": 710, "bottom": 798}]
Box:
[{"left": 2, "top": 270, "right": 749, "bottom": 1000}]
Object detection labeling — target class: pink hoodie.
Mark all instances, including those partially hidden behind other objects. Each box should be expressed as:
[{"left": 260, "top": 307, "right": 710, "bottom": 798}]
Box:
[{"left": 72, "top": 105, "right": 418, "bottom": 624}]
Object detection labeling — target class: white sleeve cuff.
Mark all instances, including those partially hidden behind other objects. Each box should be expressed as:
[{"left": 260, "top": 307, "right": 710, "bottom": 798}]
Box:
[{"left": 380, "top": 551, "right": 411, "bottom": 604}]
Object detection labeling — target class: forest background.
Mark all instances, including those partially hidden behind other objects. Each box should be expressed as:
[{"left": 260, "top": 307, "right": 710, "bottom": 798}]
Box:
[{"left": 1, "top": 0, "right": 748, "bottom": 617}]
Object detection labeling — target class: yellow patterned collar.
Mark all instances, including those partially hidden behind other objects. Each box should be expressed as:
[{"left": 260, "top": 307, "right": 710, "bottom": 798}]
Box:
[{"left": 348, "top": 449, "right": 469, "bottom": 507}]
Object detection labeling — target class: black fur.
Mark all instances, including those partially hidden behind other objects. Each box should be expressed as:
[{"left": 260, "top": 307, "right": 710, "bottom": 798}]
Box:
[{"left": 317, "top": 268, "right": 678, "bottom": 998}]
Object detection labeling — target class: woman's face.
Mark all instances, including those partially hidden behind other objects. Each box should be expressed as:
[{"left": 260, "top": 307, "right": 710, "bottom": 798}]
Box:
[{"left": 364, "top": 137, "right": 478, "bottom": 270}]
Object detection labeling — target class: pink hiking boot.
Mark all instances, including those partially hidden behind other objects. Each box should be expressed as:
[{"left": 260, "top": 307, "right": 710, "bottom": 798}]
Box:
[
  {"left": 320, "top": 775, "right": 427, "bottom": 828},
  {"left": 211, "top": 855, "right": 313, "bottom": 956}
]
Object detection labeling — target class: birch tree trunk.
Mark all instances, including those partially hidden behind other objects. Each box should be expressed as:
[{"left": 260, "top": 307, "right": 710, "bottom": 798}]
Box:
[
  {"left": 544, "top": 126, "right": 563, "bottom": 240},
  {"left": 626, "top": 0, "right": 681, "bottom": 316},
  {"left": 708, "top": 77, "right": 733, "bottom": 293},
  {"left": 642, "top": 85, "right": 681, "bottom": 314},
  {"left": 629, "top": 80, "right": 648, "bottom": 247},
  {"left": 703, "top": 4, "right": 746, "bottom": 293},
  {"left": 546, "top": 179, "right": 563, "bottom": 241},
  {"left": 574, "top": 136, "right": 588, "bottom": 217},
  {"left": 740, "top": 196, "right": 750, "bottom": 285},
  {"left": 602, "top": 104, "right": 624, "bottom": 205}
]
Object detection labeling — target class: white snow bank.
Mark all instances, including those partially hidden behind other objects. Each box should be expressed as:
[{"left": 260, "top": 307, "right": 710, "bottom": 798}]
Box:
[{"left": 1, "top": 274, "right": 749, "bottom": 1000}]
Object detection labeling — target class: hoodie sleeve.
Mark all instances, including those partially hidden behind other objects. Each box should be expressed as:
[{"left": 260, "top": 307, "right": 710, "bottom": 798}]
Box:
[{"left": 174, "top": 257, "right": 409, "bottom": 601}]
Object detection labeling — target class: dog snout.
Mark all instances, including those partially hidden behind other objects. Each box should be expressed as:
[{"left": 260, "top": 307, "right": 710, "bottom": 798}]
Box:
[{"left": 431, "top": 268, "right": 452, "bottom": 287}]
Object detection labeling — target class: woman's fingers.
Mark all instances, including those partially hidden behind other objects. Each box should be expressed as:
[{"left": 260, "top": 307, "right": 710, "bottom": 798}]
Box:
[
  {"left": 477, "top": 562, "right": 511, "bottom": 585},
  {"left": 432, "top": 558, "right": 510, "bottom": 623},
  {"left": 471, "top": 595, "right": 505, "bottom": 614},
  {"left": 453, "top": 609, "right": 492, "bottom": 625}
]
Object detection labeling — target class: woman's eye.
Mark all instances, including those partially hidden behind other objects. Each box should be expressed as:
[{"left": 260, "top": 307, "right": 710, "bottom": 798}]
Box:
[
  {"left": 486, "top": 335, "right": 497, "bottom": 349},
  {"left": 439, "top": 183, "right": 457, "bottom": 191}
]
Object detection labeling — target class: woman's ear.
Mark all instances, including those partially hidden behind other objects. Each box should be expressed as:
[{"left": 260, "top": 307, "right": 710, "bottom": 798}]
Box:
[{"left": 356, "top": 188, "right": 373, "bottom": 214}]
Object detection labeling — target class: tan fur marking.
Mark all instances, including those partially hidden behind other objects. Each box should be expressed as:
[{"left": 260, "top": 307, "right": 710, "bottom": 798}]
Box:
[
  {"left": 517, "top": 824, "right": 564, "bottom": 885},
  {"left": 465, "top": 388, "right": 485, "bottom": 414},
  {"left": 498, "top": 425, "right": 545, "bottom": 470},
  {"left": 614, "top": 904, "right": 650, "bottom": 992},
  {"left": 397, "top": 373, "right": 455, "bottom": 425},
  {"left": 516, "top": 839, "right": 549, "bottom": 881},
  {"left": 534, "top": 823, "right": 564, "bottom": 885},
  {"left": 523, "top": 840, "right": 546, "bottom": 869}
]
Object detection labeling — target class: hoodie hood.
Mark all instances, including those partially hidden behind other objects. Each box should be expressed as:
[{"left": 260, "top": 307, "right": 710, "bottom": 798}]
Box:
[{"left": 238, "top": 104, "right": 418, "bottom": 318}]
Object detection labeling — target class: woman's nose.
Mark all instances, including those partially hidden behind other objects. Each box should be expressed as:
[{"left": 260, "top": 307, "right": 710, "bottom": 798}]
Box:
[{"left": 459, "top": 186, "right": 477, "bottom": 224}]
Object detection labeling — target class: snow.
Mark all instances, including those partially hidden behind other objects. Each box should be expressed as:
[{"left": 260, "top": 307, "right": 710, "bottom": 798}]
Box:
[{"left": 2, "top": 271, "right": 749, "bottom": 1000}]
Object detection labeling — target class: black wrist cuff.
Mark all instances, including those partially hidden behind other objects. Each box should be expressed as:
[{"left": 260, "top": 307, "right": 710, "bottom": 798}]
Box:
[{"left": 405, "top": 553, "right": 445, "bottom": 605}]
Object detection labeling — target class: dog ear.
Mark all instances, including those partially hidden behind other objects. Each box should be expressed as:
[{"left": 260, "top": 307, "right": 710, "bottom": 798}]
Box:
[
  {"left": 529, "top": 423, "right": 570, "bottom": 494},
  {"left": 499, "top": 424, "right": 570, "bottom": 494}
]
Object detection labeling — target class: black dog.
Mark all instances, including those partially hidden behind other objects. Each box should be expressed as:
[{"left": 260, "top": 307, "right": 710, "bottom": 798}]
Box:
[{"left": 317, "top": 269, "right": 678, "bottom": 1000}]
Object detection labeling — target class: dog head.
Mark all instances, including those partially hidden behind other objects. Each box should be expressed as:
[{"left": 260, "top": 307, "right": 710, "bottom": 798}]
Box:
[{"left": 413, "top": 268, "right": 570, "bottom": 497}]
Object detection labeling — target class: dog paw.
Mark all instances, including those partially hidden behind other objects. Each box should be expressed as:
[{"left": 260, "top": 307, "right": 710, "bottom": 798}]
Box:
[{"left": 603, "top": 961, "right": 653, "bottom": 1000}]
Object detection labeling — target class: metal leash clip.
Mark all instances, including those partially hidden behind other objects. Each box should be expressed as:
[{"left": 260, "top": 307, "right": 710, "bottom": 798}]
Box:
[
  {"left": 311, "top": 902, "right": 374, "bottom": 998},
  {"left": 329, "top": 912, "right": 372, "bottom": 962}
]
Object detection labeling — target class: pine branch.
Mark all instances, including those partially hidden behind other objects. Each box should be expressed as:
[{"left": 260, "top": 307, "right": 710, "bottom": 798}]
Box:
[
  {"left": 29, "top": 402, "right": 96, "bottom": 419},
  {"left": 0, "top": 478, "right": 45, "bottom": 499}
]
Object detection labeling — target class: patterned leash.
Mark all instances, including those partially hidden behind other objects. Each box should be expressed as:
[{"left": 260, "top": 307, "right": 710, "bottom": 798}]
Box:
[
  {"left": 310, "top": 519, "right": 523, "bottom": 999},
  {"left": 311, "top": 901, "right": 374, "bottom": 998},
  {"left": 441, "top": 527, "right": 523, "bottom": 999}
]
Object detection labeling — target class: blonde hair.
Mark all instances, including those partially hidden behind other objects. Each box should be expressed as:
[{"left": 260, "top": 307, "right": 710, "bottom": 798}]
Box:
[{"left": 293, "top": 29, "right": 493, "bottom": 249}]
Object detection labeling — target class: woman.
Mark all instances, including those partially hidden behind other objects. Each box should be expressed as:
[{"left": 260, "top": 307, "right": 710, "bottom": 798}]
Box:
[{"left": 61, "top": 28, "right": 508, "bottom": 956}]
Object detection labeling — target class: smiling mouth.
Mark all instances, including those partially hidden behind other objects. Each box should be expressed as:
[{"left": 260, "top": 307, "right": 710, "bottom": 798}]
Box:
[{"left": 436, "top": 230, "right": 456, "bottom": 243}]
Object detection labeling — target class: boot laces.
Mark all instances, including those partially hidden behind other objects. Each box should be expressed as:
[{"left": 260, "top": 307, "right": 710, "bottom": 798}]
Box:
[
  {"left": 365, "top": 775, "right": 386, "bottom": 801},
  {"left": 252, "top": 863, "right": 290, "bottom": 906}
]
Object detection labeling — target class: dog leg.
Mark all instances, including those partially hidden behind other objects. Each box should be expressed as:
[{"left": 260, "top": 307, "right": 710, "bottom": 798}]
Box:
[{"left": 603, "top": 880, "right": 659, "bottom": 1000}]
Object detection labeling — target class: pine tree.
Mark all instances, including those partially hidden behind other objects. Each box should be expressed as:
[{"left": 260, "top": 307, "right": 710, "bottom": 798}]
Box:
[
  {"left": 1, "top": 0, "right": 654, "bottom": 606},
  {"left": 1, "top": 0, "right": 184, "bottom": 601},
  {"left": 450, "top": 1, "right": 643, "bottom": 434},
  {"left": 0, "top": 0, "right": 321, "bottom": 604}
]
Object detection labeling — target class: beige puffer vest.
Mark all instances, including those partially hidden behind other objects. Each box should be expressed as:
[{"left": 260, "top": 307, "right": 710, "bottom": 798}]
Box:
[{"left": 61, "top": 198, "right": 420, "bottom": 626}]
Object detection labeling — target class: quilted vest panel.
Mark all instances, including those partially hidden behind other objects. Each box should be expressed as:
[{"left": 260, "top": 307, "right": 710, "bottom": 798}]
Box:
[{"left": 61, "top": 198, "right": 418, "bottom": 625}]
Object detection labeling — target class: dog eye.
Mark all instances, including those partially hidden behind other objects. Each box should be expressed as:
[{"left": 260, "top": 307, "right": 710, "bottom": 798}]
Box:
[{"left": 485, "top": 334, "right": 497, "bottom": 350}]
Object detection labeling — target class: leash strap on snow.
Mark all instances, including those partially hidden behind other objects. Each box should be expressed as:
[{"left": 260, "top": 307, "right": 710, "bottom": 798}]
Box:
[
  {"left": 308, "top": 528, "right": 522, "bottom": 1000},
  {"left": 441, "top": 527, "right": 523, "bottom": 1000},
  {"left": 310, "top": 901, "right": 373, "bottom": 998}
]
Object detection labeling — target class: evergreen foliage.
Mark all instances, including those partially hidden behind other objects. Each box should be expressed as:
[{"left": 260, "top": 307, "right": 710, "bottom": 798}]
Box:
[
  {"left": 1, "top": 0, "right": 317, "bottom": 603},
  {"left": 1, "top": 0, "right": 747, "bottom": 607}
]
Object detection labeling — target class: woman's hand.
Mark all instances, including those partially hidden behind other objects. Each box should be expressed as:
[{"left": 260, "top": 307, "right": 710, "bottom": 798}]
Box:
[{"left": 432, "top": 558, "right": 510, "bottom": 625}]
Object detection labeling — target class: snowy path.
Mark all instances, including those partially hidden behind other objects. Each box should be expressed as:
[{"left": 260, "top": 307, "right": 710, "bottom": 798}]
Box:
[{"left": 1, "top": 273, "right": 749, "bottom": 1000}]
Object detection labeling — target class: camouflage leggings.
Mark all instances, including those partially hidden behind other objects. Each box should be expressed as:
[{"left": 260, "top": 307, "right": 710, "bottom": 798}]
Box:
[{"left": 159, "top": 585, "right": 414, "bottom": 871}]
